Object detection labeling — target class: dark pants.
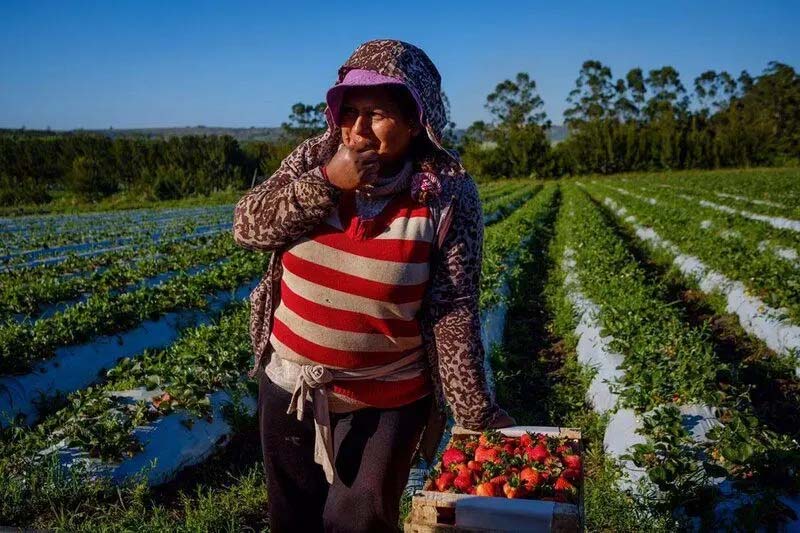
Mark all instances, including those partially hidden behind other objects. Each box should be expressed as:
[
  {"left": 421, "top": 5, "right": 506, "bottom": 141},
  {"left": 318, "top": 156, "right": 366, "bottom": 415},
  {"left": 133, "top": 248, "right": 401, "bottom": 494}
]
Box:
[{"left": 258, "top": 370, "right": 432, "bottom": 533}]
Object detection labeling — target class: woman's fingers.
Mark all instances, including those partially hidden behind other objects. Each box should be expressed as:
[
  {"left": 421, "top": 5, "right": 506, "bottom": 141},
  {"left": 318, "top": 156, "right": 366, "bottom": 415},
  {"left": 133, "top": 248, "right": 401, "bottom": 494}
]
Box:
[{"left": 351, "top": 138, "right": 374, "bottom": 152}]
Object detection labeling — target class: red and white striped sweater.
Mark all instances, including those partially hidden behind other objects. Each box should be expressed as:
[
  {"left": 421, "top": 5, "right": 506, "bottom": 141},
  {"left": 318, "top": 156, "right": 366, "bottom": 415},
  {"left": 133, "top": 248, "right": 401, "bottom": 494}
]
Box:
[{"left": 267, "top": 189, "right": 434, "bottom": 409}]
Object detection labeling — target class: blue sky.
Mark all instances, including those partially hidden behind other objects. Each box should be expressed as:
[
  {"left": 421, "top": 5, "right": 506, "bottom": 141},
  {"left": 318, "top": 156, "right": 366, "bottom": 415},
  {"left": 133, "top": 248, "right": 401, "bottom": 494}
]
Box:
[{"left": 1, "top": 0, "right": 798, "bottom": 130}]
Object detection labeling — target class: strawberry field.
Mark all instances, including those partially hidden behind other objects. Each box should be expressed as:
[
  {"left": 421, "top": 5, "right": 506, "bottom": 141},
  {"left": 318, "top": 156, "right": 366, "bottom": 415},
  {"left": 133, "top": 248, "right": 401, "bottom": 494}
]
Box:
[{"left": 1, "top": 170, "right": 800, "bottom": 531}]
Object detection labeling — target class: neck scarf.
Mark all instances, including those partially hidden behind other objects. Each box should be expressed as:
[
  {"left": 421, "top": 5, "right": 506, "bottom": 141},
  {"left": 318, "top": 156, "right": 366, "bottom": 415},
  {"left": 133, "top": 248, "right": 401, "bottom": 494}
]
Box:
[{"left": 354, "top": 156, "right": 414, "bottom": 219}]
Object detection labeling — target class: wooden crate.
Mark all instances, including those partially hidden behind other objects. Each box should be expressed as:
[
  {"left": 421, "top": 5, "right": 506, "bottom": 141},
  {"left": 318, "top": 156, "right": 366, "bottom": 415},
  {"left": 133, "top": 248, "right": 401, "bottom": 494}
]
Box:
[{"left": 405, "top": 426, "right": 583, "bottom": 533}]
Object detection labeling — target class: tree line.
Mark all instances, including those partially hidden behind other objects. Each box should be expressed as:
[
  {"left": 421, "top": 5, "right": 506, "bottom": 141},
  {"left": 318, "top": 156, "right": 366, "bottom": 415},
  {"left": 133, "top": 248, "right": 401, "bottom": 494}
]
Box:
[
  {"left": 0, "top": 59, "right": 797, "bottom": 205},
  {"left": 460, "top": 60, "right": 799, "bottom": 179}
]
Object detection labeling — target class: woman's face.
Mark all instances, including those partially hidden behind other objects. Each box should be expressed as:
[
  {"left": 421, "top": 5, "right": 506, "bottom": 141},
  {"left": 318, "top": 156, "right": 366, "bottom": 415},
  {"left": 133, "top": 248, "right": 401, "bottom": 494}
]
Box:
[{"left": 338, "top": 86, "right": 422, "bottom": 170}]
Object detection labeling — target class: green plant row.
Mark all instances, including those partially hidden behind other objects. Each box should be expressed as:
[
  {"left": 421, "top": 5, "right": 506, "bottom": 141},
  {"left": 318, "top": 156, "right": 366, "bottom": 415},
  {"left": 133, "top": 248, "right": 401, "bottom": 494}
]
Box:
[
  {"left": 0, "top": 249, "right": 270, "bottom": 375},
  {"left": 0, "top": 303, "right": 253, "bottom": 465},
  {"left": 0, "top": 207, "right": 232, "bottom": 257},
  {"left": 558, "top": 185, "right": 722, "bottom": 409},
  {"left": 480, "top": 185, "right": 558, "bottom": 309},
  {"left": 604, "top": 179, "right": 800, "bottom": 252},
  {"left": 616, "top": 168, "right": 800, "bottom": 211},
  {"left": 0, "top": 222, "right": 229, "bottom": 286},
  {"left": 482, "top": 183, "right": 542, "bottom": 223},
  {"left": 584, "top": 169, "right": 800, "bottom": 210},
  {"left": 478, "top": 179, "right": 534, "bottom": 203},
  {"left": 557, "top": 184, "right": 800, "bottom": 527},
  {"left": 0, "top": 232, "right": 239, "bottom": 320},
  {"left": 632, "top": 180, "right": 800, "bottom": 221},
  {"left": 586, "top": 181, "right": 800, "bottom": 323}
]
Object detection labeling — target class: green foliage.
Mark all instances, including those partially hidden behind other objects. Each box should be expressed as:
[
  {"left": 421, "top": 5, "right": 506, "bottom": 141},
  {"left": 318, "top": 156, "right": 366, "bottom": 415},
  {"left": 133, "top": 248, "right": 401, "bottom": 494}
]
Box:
[
  {"left": 557, "top": 60, "right": 800, "bottom": 175},
  {"left": 67, "top": 155, "right": 118, "bottom": 200},
  {"left": 0, "top": 134, "right": 253, "bottom": 207}
]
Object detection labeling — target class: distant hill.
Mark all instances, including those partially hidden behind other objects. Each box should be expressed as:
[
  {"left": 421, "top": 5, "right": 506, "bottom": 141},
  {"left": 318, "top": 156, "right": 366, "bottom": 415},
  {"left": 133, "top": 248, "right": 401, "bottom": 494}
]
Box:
[{"left": 0, "top": 124, "right": 569, "bottom": 143}]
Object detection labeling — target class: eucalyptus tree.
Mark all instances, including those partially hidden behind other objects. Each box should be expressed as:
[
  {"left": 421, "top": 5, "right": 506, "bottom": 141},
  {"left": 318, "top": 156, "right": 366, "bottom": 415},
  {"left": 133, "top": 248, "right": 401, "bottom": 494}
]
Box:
[{"left": 482, "top": 72, "right": 551, "bottom": 178}]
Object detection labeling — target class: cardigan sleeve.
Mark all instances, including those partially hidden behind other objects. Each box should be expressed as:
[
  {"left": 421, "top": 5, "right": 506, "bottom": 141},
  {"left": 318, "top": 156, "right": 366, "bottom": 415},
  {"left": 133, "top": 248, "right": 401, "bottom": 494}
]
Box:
[
  {"left": 233, "top": 139, "right": 340, "bottom": 252},
  {"left": 426, "top": 177, "right": 510, "bottom": 430}
]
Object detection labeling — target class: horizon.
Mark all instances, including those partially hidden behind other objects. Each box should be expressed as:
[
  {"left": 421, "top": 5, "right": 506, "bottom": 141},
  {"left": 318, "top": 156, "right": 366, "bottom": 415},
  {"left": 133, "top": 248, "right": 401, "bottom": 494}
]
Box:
[{"left": 1, "top": 0, "right": 798, "bottom": 131}]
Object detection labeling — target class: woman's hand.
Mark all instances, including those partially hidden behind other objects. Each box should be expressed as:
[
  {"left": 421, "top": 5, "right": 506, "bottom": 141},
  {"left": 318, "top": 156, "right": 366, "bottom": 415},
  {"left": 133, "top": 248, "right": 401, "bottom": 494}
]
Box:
[{"left": 324, "top": 139, "right": 379, "bottom": 191}]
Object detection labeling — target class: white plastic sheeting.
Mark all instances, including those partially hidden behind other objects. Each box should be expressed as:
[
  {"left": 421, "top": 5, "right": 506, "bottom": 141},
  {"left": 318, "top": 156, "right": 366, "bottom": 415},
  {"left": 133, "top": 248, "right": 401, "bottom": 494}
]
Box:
[
  {"left": 676, "top": 194, "right": 800, "bottom": 233},
  {"left": 603, "top": 196, "right": 800, "bottom": 371},
  {"left": 562, "top": 249, "right": 724, "bottom": 492},
  {"left": 715, "top": 192, "right": 789, "bottom": 209},
  {"left": 563, "top": 250, "right": 624, "bottom": 414},
  {"left": 757, "top": 241, "right": 800, "bottom": 267},
  {"left": 44, "top": 389, "right": 256, "bottom": 485}
]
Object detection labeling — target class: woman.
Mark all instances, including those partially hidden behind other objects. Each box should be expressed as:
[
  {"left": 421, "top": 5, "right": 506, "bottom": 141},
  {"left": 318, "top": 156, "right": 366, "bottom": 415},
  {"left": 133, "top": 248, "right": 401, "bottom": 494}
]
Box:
[{"left": 233, "top": 39, "right": 514, "bottom": 532}]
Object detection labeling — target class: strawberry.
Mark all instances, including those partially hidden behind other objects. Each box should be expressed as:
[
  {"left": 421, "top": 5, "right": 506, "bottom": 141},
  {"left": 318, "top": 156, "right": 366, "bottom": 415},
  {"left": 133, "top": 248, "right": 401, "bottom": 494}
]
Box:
[
  {"left": 453, "top": 463, "right": 470, "bottom": 477},
  {"left": 467, "top": 460, "right": 483, "bottom": 473},
  {"left": 562, "top": 468, "right": 581, "bottom": 482},
  {"left": 478, "top": 430, "right": 502, "bottom": 448},
  {"left": 475, "top": 482, "right": 497, "bottom": 497},
  {"left": 524, "top": 444, "right": 549, "bottom": 463},
  {"left": 475, "top": 446, "right": 501, "bottom": 464},
  {"left": 503, "top": 475, "right": 524, "bottom": 499},
  {"left": 435, "top": 471, "right": 456, "bottom": 492},
  {"left": 490, "top": 474, "right": 508, "bottom": 486},
  {"left": 520, "top": 467, "right": 542, "bottom": 490},
  {"left": 502, "top": 442, "right": 516, "bottom": 456},
  {"left": 562, "top": 453, "right": 582, "bottom": 471},
  {"left": 442, "top": 447, "right": 467, "bottom": 469},
  {"left": 454, "top": 473, "right": 473, "bottom": 493},
  {"left": 554, "top": 475, "right": 576, "bottom": 502},
  {"left": 519, "top": 432, "right": 534, "bottom": 448}
]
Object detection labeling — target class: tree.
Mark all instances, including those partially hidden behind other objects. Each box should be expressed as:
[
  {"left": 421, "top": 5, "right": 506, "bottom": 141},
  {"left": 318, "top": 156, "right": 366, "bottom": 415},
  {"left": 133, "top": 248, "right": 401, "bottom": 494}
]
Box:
[
  {"left": 67, "top": 155, "right": 118, "bottom": 200},
  {"left": 694, "top": 70, "right": 736, "bottom": 115},
  {"left": 281, "top": 102, "right": 328, "bottom": 142},
  {"left": 564, "top": 60, "right": 615, "bottom": 124},
  {"left": 645, "top": 66, "right": 689, "bottom": 119},
  {"left": 483, "top": 72, "right": 551, "bottom": 178},
  {"left": 486, "top": 72, "right": 548, "bottom": 127}
]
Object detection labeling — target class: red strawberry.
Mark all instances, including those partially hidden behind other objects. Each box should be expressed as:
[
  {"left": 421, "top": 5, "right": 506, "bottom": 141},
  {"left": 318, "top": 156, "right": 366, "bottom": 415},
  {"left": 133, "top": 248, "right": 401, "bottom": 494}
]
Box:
[
  {"left": 475, "top": 482, "right": 497, "bottom": 497},
  {"left": 554, "top": 475, "right": 576, "bottom": 502},
  {"left": 453, "top": 463, "right": 470, "bottom": 477},
  {"left": 490, "top": 474, "right": 508, "bottom": 487},
  {"left": 520, "top": 467, "right": 541, "bottom": 490},
  {"left": 442, "top": 448, "right": 467, "bottom": 469},
  {"left": 435, "top": 471, "right": 456, "bottom": 492},
  {"left": 467, "top": 460, "right": 483, "bottom": 472},
  {"left": 475, "top": 446, "right": 501, "bottom": 464},
  {"left": 502, "top": 442, "right": 515, "bottom": 455},
  {"left": 562, "top": 453, "right": 582, "bottom": 471},
  {"left": 519, "top": 433, "right": 534, "bottom": 448},
  {"left": 525, "top": 444, "right": 549, "bottom": 463},
  {"left": 556, "top": 444, "right": 571, "bottom": 455},
  {"left": 454, "top": 474, "right": 473, "bottom": 492},
  {"left": 503, "top": 478, "right": 523, "bottom": 499},
  {"left": 465, "top": 440, "right": 478, "bottom": 454},
  {"left": 562, "top": 468, "right": 581, "bottom": 482}
]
